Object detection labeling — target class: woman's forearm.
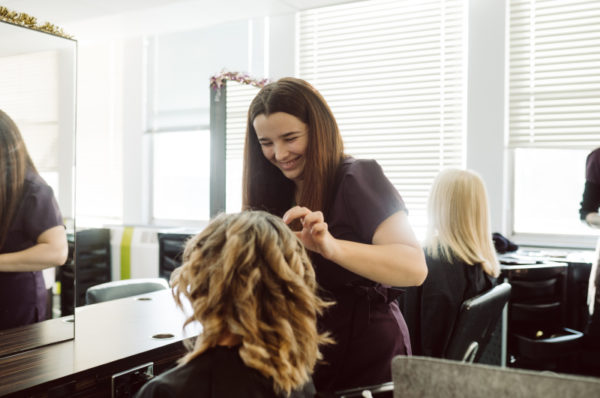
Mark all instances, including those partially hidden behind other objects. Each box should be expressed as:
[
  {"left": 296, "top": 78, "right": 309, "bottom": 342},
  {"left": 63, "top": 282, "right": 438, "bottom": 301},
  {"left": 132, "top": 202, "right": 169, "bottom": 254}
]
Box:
[
  {"left": 0, "top": 243, "right": 68, "bottom": 271},
  {"left": 285, "top": 207, "right": 427, "bottom": 286},
  {"left": 327, "top": 239, "right": 427, "bottom": 286},
  {"left": 0, "top": 226, "right": 68, "bottom": 272}
]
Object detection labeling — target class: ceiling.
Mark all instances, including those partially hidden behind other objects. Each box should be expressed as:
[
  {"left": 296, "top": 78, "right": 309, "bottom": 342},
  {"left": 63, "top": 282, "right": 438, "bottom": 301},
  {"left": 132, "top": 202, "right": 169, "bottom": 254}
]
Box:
[{"left": 0, "top": 0, "right": 356, "bottom": 41}]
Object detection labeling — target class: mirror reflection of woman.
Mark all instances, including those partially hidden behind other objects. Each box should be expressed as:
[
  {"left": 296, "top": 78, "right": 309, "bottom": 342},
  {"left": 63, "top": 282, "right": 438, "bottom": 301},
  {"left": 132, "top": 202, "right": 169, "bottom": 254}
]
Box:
[{"left": 0, "top": 109, "right": 68, "bottom": 330}]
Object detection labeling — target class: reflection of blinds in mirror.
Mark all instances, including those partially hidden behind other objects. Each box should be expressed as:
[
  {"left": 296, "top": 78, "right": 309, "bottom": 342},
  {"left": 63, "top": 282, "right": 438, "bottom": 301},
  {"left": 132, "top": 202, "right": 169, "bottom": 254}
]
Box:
[
  {"left": 225, "top": 81, "right": 259, "bottom": 159},
  {"left": 225, "top": 81, "right": 261, "bottom": 213},
  {"left": 298, "top": 0, "right": 466, "bottom": 231},
  {"left": 508, "top": 0, "right": 600, "bottom": 149},
  {"left": 0, "top": 51, "right": 59, "bottom": 171}
]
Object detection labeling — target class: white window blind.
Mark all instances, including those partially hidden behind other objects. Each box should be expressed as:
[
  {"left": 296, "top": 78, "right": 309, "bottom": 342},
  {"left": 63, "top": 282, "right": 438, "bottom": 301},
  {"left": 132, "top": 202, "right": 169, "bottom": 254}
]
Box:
[
  {"left": 509, "top": 0, "right": 600, "bottom": 149},
  {"left": 298, "top": 0, "right": 466, "bottom": 234},
  {"left": 0, "top": 51, "right": 59, "bottom": 172},
  {"left": 225, "top": 81, "right": 261, "bottom": 213}
]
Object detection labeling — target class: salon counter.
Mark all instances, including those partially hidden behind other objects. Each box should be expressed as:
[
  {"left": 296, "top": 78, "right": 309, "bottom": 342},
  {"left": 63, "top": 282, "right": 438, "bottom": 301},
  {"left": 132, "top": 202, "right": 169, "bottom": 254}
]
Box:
[{"left": 0, "top": 289, "right": 201, "bottom": 397}]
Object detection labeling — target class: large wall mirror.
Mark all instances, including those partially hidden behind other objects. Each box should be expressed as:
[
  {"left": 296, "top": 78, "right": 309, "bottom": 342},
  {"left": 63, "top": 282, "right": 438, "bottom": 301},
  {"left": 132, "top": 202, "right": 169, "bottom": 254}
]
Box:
[{"left": 0, "top": 19, "right": 76, "bottom": 357}]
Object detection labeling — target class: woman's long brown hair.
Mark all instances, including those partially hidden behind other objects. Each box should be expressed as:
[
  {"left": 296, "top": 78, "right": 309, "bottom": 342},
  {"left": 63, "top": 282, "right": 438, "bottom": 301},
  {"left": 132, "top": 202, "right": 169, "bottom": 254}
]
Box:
[
  {"left": 0, "top": 110, "right": 37, "bottom": 249},
  {"left": 242, "top": 77, "right": 345, "bottom": 217},
  {"left": 171, "top": 211, "right": 332, "bottom": 395}
]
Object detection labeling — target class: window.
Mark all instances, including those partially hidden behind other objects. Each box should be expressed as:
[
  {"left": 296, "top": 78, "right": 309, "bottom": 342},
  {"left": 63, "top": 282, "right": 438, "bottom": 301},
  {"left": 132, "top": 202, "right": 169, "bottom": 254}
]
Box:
[
  {"left": 145, "top": 25, "right": 252, "bottom": 225},
  {"left": 298, "top": 0, "right": 466, "bottom": 238},
  {"left": 152, "top": 130, "right": 211, "bottom": 221},
  {"left": 0, "top": 51, "right": 60, "bottom": 193},
  {"left": 513, "top": 148, "right": 591, "bottom": 236},
  {"left": 508, "top": 0, "right": 600, "bottom": 245},
  {"left": 146, "top": 33, "right": 213, "bottom": 224}
]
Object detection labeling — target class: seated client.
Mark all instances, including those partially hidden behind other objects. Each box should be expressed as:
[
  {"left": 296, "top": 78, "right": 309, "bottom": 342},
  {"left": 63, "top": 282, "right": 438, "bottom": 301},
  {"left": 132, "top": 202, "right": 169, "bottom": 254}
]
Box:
[
  {"left": 135, "top": 210, "right": 331, "bottom": 398},
  {"left": 401, "top": 168, "right": 499, "bottom": 357}
]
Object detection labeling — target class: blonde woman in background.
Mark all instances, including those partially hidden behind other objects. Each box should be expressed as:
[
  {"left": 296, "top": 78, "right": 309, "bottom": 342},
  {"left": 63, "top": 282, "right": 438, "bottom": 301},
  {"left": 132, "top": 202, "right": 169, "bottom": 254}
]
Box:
[
  {"left": 135, "top": 211, "right": 331, "bottom": 398},
  {"left": 401, "top": 168, "right": 499, "bottom": 358}
]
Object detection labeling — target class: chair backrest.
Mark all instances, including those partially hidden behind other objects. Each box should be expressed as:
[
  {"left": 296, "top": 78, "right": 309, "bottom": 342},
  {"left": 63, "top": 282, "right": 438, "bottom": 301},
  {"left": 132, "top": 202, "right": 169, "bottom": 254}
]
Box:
[
  {"left": 391, "top": 356, "right": 600, "bottom": 398},
  {"left": 157, "top": 232, "right": 193, "bottom": 281},
  {"left": 75, "top": 228, "right": 112, "bottom": 306},
  {"left": 444, "top": 282, "right": 511, "bottom": 362},
  {"left": 85, "top": 278, "right": 169, "bottom": 304}
]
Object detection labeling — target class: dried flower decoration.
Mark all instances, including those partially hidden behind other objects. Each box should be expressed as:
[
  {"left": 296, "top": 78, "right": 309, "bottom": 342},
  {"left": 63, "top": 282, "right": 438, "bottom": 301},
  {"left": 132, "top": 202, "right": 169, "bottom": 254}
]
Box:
[
  {"left": 210, "top": 70, "right": 269, "bottom": 90},
  {"left": 210, "top": 70, "right": 269, "bottom": 102},
  {"left": 0, "top": 7, "right": 73, "bottom": 39}
]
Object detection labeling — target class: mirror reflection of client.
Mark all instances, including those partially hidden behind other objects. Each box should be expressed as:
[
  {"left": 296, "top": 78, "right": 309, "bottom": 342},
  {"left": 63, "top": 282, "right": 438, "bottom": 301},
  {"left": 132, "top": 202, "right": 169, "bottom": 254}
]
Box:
[
  {"left": 401, "top": 169, "right": 500, "bottom": 357},
  {"left": 0, "top": 109, "right": 68, "bottom": 330},
  {"left": 135, "top": 211, "right": 332, "bottom": 398}
]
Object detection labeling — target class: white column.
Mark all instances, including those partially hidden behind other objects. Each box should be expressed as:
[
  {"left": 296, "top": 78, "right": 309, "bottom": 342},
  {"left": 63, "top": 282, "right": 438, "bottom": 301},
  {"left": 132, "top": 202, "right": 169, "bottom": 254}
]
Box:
[{"left": 466, "top": 0, "right": 507, "bottom": 233}]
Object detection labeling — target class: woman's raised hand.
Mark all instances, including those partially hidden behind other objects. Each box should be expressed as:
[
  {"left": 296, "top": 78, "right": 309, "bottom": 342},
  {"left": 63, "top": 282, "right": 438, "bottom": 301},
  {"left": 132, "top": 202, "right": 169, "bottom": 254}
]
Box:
[{"left": 282, "top": 206, "right": 337, "bottom": 259}]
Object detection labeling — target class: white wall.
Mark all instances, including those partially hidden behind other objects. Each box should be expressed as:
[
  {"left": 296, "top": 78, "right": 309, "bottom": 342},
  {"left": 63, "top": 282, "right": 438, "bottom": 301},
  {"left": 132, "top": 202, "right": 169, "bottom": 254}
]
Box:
[
  {"left": 268, "top": 13, "right": 296, "bottom": 79},
  {"left": 76, "top": 42, "right": 124, "bottom": 225},
  {"left": 121, "top": 38, "right": 147, "bottom": 225},
  {"left": 466, "top": 0, "right": 507, "bottom": 234}
]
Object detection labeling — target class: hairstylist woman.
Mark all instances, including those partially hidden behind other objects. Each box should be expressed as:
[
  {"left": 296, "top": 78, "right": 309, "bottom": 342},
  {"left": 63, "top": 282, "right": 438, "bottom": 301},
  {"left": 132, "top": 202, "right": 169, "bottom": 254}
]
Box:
[{"left": 242, "top": 77, "right": 427, "bottom": 394}]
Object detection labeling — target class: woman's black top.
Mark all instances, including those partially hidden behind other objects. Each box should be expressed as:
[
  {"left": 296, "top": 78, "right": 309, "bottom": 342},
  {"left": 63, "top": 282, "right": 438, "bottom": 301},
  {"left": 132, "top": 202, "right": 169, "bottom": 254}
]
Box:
[
  {"left": 0, "top": 171, "right": 63, "bottom": 329},
  {"left": 135, "top": 346, "right": 316, "bottom": 398},
  {"left": 310, "top": 158, "right": 411, "bottom": 393},
  {"left": 400, "top": 252, "right": 495, "bottom": 358}
]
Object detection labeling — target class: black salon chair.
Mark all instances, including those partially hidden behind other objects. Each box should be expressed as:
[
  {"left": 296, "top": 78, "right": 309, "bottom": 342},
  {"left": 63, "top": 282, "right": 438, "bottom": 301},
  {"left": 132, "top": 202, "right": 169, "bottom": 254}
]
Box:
[
  {"left": 444, "top": 282, "right": 512, "bottom": 362},
  {"left": 330, "top": 283, "right": 512, "bottom": 398},
  {"left": 157, "top": 232, "right": 193, "bottom": 281},
  {"left": 85, "top": 278, "right": 170, "bottom": 304},
  {"left": 61, "top": 228, "right": 112, "bottom": 308}
]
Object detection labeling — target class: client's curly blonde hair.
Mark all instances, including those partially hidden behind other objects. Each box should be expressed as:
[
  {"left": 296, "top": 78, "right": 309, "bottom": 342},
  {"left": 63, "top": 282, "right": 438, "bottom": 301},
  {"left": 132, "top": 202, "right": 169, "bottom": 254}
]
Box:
[{"left": 170, "top": 210, "right": 332, "bottom": 395}]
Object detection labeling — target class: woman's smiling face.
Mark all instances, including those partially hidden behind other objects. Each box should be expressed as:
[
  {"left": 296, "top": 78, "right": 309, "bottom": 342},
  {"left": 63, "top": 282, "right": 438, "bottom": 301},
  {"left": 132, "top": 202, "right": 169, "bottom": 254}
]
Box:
[{"left": 253, "top": 112, "right": 309, "bottom": 186}]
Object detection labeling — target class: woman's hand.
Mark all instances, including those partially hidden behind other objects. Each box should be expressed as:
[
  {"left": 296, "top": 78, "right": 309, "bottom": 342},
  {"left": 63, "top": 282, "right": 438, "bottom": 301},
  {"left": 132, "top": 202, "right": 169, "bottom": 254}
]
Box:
[
  {"left": 585, "top": 212, "right": 600, "bottom": 228},
  {"left": 283, "top": 206, "right": 338, "bottom": 260}
]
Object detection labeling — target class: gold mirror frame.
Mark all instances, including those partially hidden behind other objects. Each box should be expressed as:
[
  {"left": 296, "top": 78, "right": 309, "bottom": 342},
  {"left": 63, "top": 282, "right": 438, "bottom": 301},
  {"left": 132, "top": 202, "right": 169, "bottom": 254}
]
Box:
[{"left": 0, "top": 6, "right": 73, "bottom": 39}]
